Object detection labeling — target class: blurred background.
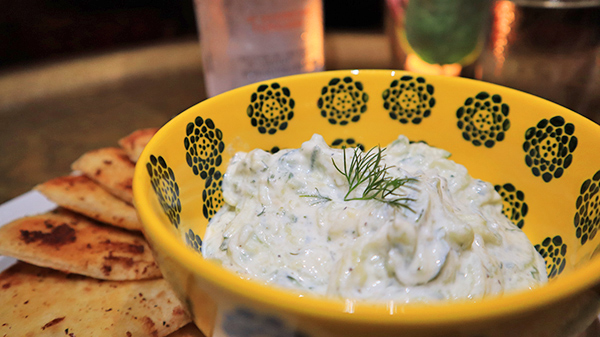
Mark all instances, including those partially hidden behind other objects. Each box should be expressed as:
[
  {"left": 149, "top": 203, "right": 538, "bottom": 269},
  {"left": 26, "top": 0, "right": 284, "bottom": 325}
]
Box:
[
  {"left": 0, "top": 0, "right": 599, "bottom": 204},
  {"left": 0, "top": 0, "right": 387, "bottom": 203},
  {"left": 0, "top": 0, "right": 384, "bottom": 69}
]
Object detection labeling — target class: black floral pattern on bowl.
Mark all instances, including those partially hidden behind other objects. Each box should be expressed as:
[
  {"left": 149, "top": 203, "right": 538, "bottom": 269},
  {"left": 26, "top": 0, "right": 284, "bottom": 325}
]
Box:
[
  {"left": 247, "top": 83, "right": 294, "bottom": 134},
  {"left": 147, "top": 155, "right": 181, "bottom": 228},
  {"left": 267, "top": 146, "right": 281, "bottom": 154},
  {"left": 184, "top": 116, "right": 226, "bottom": 220},
  {"left": 185, "top": 117, "right": 224, "bottom": 179},
  {"left": 456, "top": 92, "right": 510, "bottom": 148},
  {"left": 317, "top": 77, "right": 368, "bottom": 125},
  {"left": 575, "top": 170, "right": 600, "bottom": 245},
  {"left": 523, "top": 116, "right": 577, "bottom": 182},
  {"left": 494, "top": 183, "right": 528, "bottom": 229},
  {"left": 535, "top": 235, "right": 567, "bottom": 279},
  {"left": 330, "top": 137, "right": 365, "bottom": 151},
  {"left": 203, "top": 170, "right": 224, "bottom": 220},
  {"left": 383, "top": 75, "right": 435, "bottom": 124},
  {"left": 185, "top": 229, "right": 202, "bottom": 253}
]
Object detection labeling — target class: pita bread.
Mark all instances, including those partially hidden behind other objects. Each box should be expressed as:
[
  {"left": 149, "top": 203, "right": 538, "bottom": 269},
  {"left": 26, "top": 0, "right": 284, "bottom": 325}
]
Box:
[
  {"left": 71, "top": 147, "right": 135, "bottom": 204},
  {"left": 0, "top": 209, "right": 161, "bottom": 280},
  {"left": 167, "top": 324, "right": 206, "bottom": 337},
  {"left": 0, "top": 262, "right": 190, "bottom": 337},
  {"left": 119, "top": 128, "right": 159, "bottom": 163},
  {"left": 34, "top": 175, "right": 143, "bottom": 231}
]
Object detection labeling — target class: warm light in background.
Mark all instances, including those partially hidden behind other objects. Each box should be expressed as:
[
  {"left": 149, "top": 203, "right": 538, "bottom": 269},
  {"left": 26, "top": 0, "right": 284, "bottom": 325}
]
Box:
[
  {"left": 301, "top": 0, "right": 325, "bottom": 72},
  {"left": 404, "top": 53, "right": 462, "bottom": 77},
  {"left": 491, "top": 1, "right": 516, "bottom": 76}
]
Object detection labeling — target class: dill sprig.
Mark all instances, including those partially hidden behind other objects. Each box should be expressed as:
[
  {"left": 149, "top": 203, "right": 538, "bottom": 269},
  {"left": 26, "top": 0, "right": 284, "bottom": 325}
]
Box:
[
  {"left": 332, "top": 146, "right": 417, "bottom": 211},
  {"left": 300, "top": 188, "right": 332, "bottom": 205}
]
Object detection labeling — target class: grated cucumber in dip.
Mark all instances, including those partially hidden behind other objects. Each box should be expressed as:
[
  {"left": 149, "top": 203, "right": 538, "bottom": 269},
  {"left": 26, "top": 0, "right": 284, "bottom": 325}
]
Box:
[{"left": 201, "top": 134, "right": 547, "bottom": 303}]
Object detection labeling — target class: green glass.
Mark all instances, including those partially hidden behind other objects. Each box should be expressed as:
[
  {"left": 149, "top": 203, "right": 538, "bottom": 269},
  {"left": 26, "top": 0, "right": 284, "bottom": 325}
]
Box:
[{"left": 404, "top": 0, "right": 492, "bottom": 65}]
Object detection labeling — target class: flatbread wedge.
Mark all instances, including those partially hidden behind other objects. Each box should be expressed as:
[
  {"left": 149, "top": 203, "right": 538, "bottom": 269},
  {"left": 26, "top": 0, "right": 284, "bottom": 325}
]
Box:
[
  {"left": 0, "top": 262, "right": 190, "bottom": 337},
  {"left": 0, "top": 209, "right": 161, "bottom": 280},
  {"left": 34, "top": 174, "right": 143, "bottom": 231},
  {"left": 71, "top": 147, "right": 135, "bottom": 204},
  {"left": 119, "top": 127, "right": 159, "bottom": 163}
]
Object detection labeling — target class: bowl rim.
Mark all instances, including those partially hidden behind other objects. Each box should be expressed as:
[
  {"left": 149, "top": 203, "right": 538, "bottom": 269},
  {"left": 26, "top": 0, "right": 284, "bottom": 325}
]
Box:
[{"left": 134, "top": 69, "right": 600, "bottom": 325}]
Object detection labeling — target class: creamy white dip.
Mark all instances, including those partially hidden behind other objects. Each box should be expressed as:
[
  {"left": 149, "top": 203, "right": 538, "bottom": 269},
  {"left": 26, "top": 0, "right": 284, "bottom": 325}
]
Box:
[{"left": 202, "top": 134, "right": 547, "bottom": 303}]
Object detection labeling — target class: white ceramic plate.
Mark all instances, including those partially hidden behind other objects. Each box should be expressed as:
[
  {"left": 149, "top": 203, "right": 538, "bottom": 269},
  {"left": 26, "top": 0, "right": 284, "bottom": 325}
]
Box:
[{"left": 0, "top": 190, "right": 56, "bottom": 271}]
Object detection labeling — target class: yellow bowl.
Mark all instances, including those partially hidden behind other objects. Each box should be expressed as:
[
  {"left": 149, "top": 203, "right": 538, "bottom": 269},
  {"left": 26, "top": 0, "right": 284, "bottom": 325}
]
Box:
[{"left": 133, "top": 70, "right": 600, "bottom": 337}]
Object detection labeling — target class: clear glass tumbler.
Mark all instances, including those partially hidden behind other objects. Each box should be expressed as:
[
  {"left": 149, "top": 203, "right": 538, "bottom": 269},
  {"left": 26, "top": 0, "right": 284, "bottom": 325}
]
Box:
[{"left": 194, "top": 0, "right": 325, "bottom": 97}]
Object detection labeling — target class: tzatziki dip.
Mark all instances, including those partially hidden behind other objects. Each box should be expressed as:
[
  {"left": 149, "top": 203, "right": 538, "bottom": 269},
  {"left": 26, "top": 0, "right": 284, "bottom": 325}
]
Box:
[{"left": 202, "top": 134, "right": 547, "bottom": 303}]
